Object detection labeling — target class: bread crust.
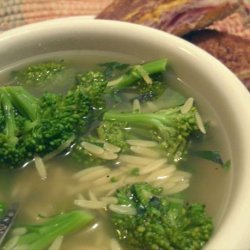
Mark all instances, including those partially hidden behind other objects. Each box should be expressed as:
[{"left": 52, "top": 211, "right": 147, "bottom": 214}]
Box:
[
  {"left": 97, "top": 0, "right": 240, "bottom": 36},
  {"left": 185, "top": 29, "right": 250, "bottom": 88}
]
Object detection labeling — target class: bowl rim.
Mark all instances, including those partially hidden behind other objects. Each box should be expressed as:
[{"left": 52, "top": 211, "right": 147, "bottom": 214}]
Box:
[{"left": 0, "top": 17, "right": 250, "bottom": 249}]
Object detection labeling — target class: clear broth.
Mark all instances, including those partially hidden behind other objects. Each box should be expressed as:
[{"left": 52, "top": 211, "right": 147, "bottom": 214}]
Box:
[{"left": 0, "top": 50, "right": 232, "bottom": 249}]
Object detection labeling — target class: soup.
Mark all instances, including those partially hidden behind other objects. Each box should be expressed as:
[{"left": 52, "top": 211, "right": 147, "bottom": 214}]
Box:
[{"left": 0, "top": 51, "right": 231, "bottom": 250}]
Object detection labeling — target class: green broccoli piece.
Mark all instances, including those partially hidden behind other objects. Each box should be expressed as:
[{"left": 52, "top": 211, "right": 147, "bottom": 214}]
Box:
[
  {"left": 75, "top": 59, "right": 167, "bottom": 110},
  {"left": 97, "top": 120, "right": 130, "bottom": 151},
  {"left": 107, "top": 58, "right": 168, "bottom": 92},
  {"left": 0, "top": 88, "right": 25, "bottom": 166},
  {"left": 0, "top": 85, "right": 92, "bottom": 168},
  {"left": 4, "top": 209, "right": 94, "bottom": 250},
  {"left": 134, "top": 74, "right": 167, "bottom": 102},
  {"left": 71, "top": 118, "right": 131, "bottom": 166},
  {"left": 103, "top": 106, "right": 199, "bottom": 161},
  {"left": 75, "top": 71, "right": 108, "bottom": 110},
  {"left": 71, "top": 119, "right": 129, "bottom": 166},
  {"left": 105, "top": 59, "right": 168, "bottom": 102},
  {"left": 12, "top": 61, "right": 66, "bottom": 86},
  {"left": 111, "top": 183, "right": 213, "bottom": 250}
]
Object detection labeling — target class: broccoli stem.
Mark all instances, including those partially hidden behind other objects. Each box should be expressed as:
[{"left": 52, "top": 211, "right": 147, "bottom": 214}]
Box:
[
  {"left": 10, "top": 210, "right": 94, "bottom": 250},
  {"left": 0, "top": 88, "right": 18, "bottom": 144},
  {"left": 107, "top": 58, "right": 168, "bottom": 90},
  {"left": 5, "top": 86, "right": 38, "bottom": 122},
  {"left": 104, "top": 110, "right": 169, "bottom": 130},
  {"left": 103, "top": 107, "right": 198, "bottom": 161}
]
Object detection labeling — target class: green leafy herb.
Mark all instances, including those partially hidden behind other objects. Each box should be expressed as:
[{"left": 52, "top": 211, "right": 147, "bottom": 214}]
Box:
[
  {"left": 191, "top": 150, "right": 231, "bottom": 170},
  {"left": 99, "top": 61, "right": 130, "bottom": 80}
]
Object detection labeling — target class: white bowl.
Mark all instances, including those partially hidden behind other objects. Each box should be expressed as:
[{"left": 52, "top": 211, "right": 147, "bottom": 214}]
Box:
[{"left": 0, "top": 18, "right": 250, "bottom": 249}]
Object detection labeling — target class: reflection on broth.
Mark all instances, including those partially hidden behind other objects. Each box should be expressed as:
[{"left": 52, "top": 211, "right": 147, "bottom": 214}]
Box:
[{"left": 0, "top": 51, "right": 231, "bottom": 250}]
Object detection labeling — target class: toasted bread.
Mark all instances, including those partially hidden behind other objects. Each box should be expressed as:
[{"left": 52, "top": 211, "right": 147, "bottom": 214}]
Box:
[
  {"left": 97, "top": 0, "right": 240, "bottom": 36},
  {"left": 185, "top": 29, "right": 250, "bottom": 88}
]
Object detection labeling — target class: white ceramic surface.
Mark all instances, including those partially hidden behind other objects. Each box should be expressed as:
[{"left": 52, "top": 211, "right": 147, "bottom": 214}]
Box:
[{"left": 0, "top": 18, "right": 250, "bottom": 249}]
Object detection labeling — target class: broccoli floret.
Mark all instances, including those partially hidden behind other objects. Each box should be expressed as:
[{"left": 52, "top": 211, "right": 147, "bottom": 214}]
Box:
[
  {"left": 71, "top": 122, "right": 130, "bottom": 167},
  {"left": 12, "top": 61, "right": 66, "bottom": 86},
  {"left": 0, "top": 88, "right": 25, "bottom": 166},
  {"left": 111, "top": 183, "right": 213, "bottom": 250},
  {"left": 75, "top": 71, "right": 108, "bottom": 110},
  {"left": 4, "top": 209, "right": 94, "bottom": 250},
  {"left": 103, "top": 106, "right": 199, "bottom": 161},
  {"left": 0, "top": 85, "right": 92, "bottom": 168},
  {"left": 134, "top": 74, "right": 167, "bottom": 102},
  {"left": 72, "top": 119, "right": 130, "bottom": 166},
  {"left": 97, "top": 120, "right": 130, "bottom": 151}
]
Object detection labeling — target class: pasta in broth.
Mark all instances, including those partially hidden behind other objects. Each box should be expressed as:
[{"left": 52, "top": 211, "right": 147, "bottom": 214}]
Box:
[{"left": 0, "top": 51, "right": 231, "bottom": 250}]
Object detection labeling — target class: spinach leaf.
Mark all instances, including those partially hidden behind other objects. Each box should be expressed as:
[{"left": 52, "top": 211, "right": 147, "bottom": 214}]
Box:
[
  {"left": 99, "top": 61, "right": 130, "bottom": 80},
  {"left": 190, "top": 150, "right": 231, "bottom": 170}
]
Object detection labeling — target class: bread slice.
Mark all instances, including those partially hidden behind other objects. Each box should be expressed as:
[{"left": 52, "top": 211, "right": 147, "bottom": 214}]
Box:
[
  {"left": 97, "top": 0, "right": 240, "bottom": 36},
  {"left": 185, "top": 29, "right": 250, "bottom": 88}
]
